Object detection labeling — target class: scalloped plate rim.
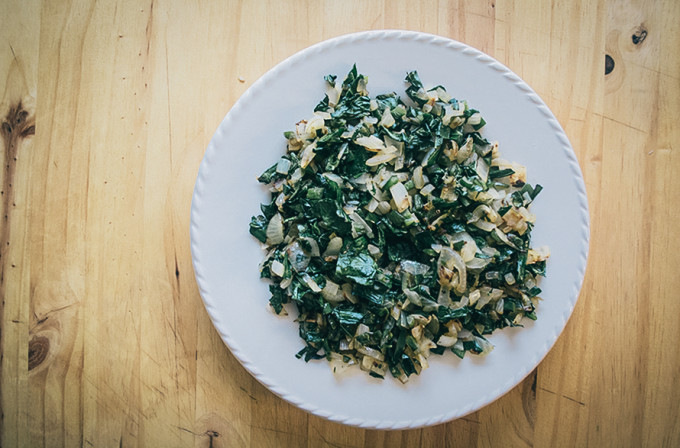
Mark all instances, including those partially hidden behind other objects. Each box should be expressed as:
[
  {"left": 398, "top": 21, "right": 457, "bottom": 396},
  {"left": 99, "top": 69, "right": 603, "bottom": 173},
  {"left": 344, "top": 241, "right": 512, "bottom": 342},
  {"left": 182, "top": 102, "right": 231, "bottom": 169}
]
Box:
[{"left": 190, "top": 30, "right": 590, "bottom": 429}]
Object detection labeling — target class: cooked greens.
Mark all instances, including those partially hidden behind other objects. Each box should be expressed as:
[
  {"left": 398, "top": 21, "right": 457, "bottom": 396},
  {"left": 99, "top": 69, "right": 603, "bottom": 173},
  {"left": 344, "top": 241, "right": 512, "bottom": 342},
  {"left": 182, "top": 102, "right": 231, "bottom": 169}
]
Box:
[{"left": 249, "top": 66, "right": 549, "bottom": 382}]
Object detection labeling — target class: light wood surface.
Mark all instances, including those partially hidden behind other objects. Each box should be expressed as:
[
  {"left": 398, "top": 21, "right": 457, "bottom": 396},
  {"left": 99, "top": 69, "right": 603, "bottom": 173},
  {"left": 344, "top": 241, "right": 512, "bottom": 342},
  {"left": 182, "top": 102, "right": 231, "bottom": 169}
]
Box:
[{"left": 2, "top": 1, "right": 679, "bottom": 446}]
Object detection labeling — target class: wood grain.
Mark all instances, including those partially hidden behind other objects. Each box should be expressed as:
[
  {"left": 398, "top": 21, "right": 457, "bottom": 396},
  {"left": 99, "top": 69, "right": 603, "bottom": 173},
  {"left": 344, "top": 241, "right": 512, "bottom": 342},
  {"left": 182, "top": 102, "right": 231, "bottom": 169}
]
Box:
[{"left": 1, "top": 0, "right": 679, "bottom": 446}]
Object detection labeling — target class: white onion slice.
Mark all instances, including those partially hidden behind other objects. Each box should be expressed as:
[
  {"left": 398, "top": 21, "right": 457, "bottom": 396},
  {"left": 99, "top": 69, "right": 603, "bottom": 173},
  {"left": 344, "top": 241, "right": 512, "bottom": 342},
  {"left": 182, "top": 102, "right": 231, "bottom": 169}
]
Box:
[
  {"left": 379, "top": 107, "right": 395, "bottom": 128},
  {"left": 356, "top": 345, "right": 385, "bottom": 361},
  {"left": 321, "top": 279, "right": 344, "bottom": 303},
  {"left": 466, "top": 257, "right": 491, "bottom": 272},
  {"left": 390, "top": 182, "right": 410, "bottom": 212},
  {"left": 270, "top": 260, "right": 285, "bottom": 277},
  {"left": 400, "top": 260, "right": 430, "bottom": 276},
  {"left": 298, "top": 237, "right": 320, "bottom": 257},
  {"left": 355, "top": 135, "right": 385, "bottom": 151},
  {"left": 287, "top": 241, "right": 310, "bottom": 271},
  {"left": 265, "top": 213, "right": 284, "bottom": 245},
  {"left": 366, "top": 152, "right": 397, "bottom": 166},
  {"left": 323, "top": 236, "right": 343, "bottom": 258},
  {"left": 302, "top": 274, "right": 322, "bottom": 292},
  {"left": 456, "top": 136, "right": 474, "bottom": 163},
  {"left": 438, "top": 247, "right": 467, "bottom": 294}
]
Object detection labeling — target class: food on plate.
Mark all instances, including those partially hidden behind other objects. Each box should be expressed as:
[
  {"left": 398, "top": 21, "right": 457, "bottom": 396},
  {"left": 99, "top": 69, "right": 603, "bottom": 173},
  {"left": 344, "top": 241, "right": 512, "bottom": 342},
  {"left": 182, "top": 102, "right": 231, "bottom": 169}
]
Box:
[{"left": 249, "top": 66, "right": 549, "bottom": 382}]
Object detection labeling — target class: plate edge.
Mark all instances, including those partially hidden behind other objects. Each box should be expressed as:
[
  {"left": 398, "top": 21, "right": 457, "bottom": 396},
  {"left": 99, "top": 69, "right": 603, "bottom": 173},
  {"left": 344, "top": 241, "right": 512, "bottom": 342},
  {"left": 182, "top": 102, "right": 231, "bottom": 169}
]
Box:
[{"left": 190, "top": 29, "right": 591, "bottom": 430}]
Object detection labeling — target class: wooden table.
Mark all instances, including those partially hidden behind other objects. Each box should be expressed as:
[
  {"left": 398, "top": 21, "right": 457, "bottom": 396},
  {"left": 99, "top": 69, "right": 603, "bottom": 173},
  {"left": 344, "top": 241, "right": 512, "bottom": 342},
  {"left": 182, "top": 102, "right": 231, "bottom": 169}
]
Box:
[{"left": 2, "top": 1, "right": 679, "bottom": 446}]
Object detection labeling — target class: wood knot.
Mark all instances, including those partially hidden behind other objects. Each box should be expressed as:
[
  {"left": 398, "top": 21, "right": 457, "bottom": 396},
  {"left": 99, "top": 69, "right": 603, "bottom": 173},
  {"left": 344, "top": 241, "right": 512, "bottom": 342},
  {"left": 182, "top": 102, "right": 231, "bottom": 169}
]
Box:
[
  {"left": 207, "top": 430, "right": 219, "bottom": 448},
  {"left": 2, "top": 100, "right": 35, "bottom": 158},
  {"left": 605, "top": 54, "right": 615, "bottom": 75},
  {"left": 2, "top": 103, "right": 35, "bottom": 138},
  {"left": 632, "top": 26, "right": 648, "bottom": 45},
  {"left": 28, "top": 336, "right": 50, "bottom": 371}
]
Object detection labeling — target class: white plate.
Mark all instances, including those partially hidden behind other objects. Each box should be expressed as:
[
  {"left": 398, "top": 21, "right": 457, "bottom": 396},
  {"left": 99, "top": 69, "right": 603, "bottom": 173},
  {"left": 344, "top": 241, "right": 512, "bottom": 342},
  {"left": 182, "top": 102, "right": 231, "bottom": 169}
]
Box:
[{"left": 191, "top": 30, "right": 589, "bottom": 429}]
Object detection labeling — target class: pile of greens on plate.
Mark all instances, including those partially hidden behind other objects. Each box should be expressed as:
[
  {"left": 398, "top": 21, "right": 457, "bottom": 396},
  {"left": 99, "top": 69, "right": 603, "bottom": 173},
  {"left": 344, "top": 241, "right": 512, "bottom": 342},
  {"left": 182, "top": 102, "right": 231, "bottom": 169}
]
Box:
[{"left": 249, "top": 65, "right": 549, "bottom": 382}]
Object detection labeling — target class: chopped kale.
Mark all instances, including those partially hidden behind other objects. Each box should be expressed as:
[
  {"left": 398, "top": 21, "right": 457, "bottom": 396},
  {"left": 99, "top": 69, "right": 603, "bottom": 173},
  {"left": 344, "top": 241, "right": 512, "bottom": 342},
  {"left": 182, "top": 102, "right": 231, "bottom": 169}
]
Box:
[{"left": 249, "top": 66, "right": 548, "bottom": 382}]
